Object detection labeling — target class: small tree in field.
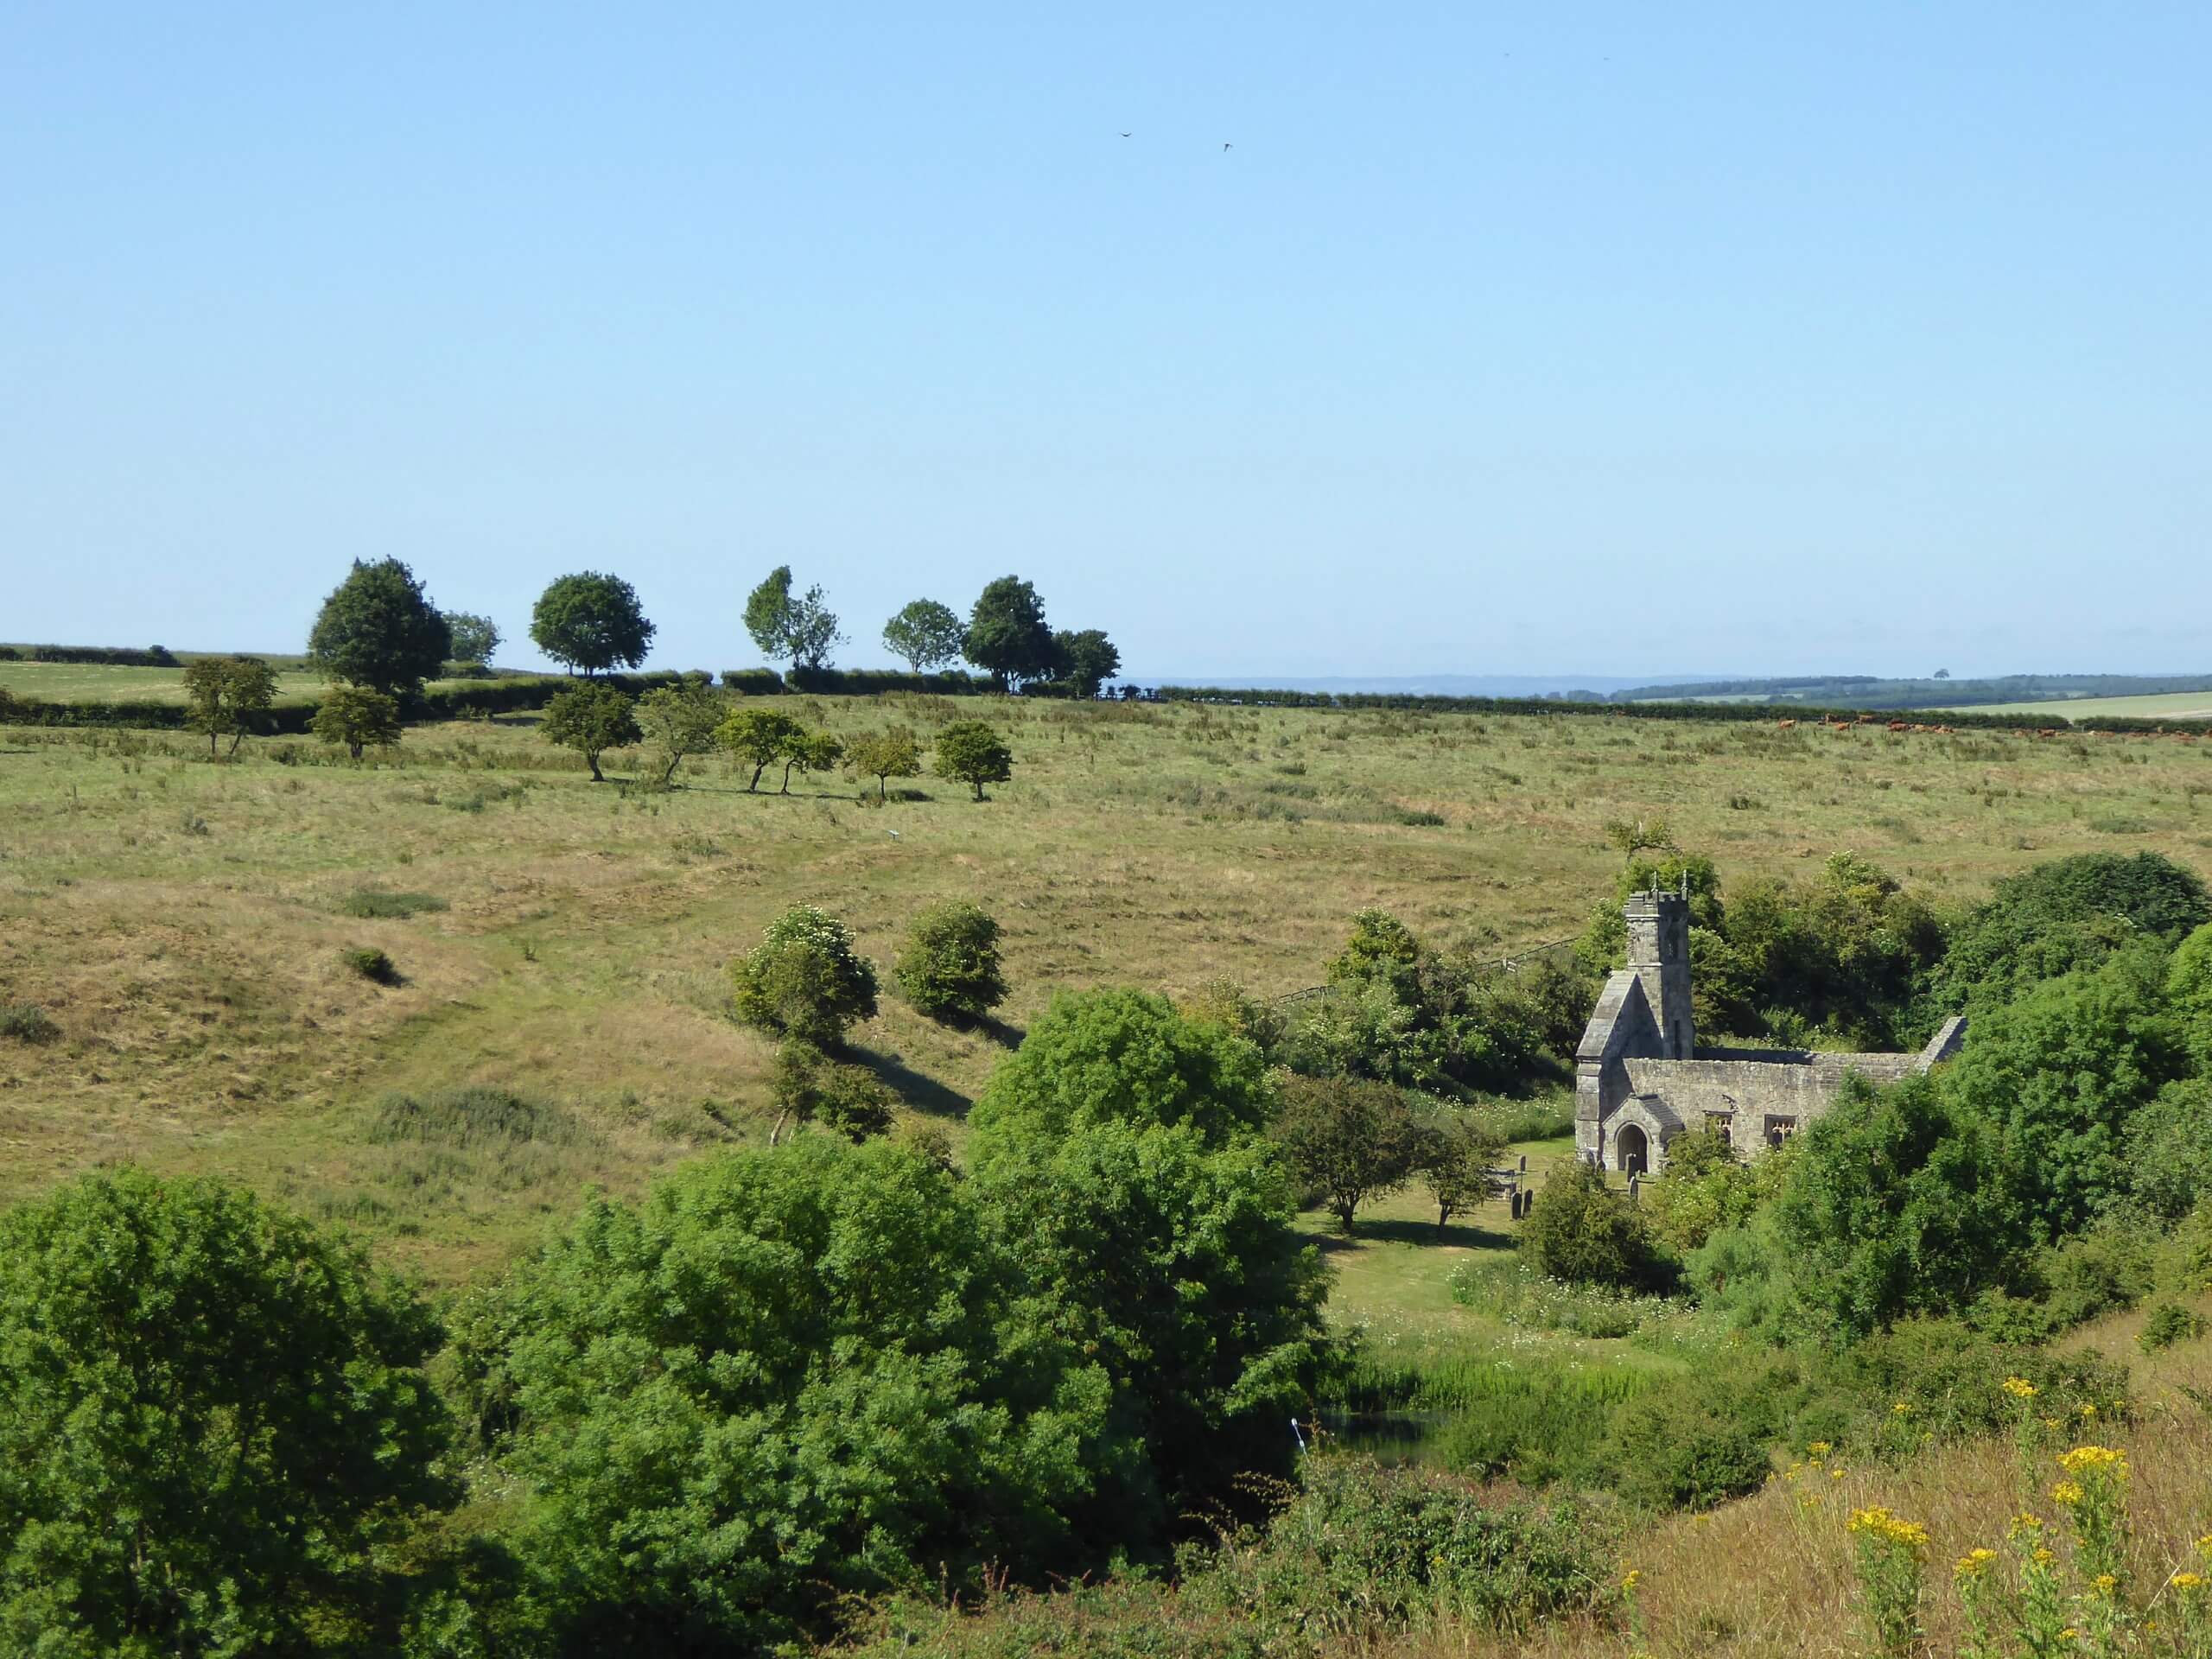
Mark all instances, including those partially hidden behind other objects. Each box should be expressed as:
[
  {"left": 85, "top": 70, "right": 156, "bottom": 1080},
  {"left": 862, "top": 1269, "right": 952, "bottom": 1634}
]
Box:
[
  {"left": 769, "top": 1039, "right": 898, "bottom": 1143},
  {"left": 933, "top": 720, "right": 1013, "bottom": 801},
  {"left": 783, "top": 729, "right": 843, "bottom": 794},
  {"left": 730, "top": 905, "right": 880, "bottom": 1046},
  {"left": 881, "top": 598, "right": 966, "bottom": 672},
  {"left": 744, "top": 566, "right": 846, "bottom": 672},
  {"left": 1523, "top": 1160, "right": 1658, "bottom": 1289},
  {"left": 635, "top": 681, "right": 724, "bottom": 787},
  {"left": 1418, "top": 1115, "right": 1506, "bottom": 1236},
  {"left": 717, "top": 708, "right": 807, "bottom": 792},
  {"left": 1270, "top": 1074, "right": 1427, "bottom": 1234},
  {"left": 181, "top": 655, "right": 279, "bottom": 758},
  {"left": 540, "top": 682, "right": 639, "bottom": 781},
  {"left": 847, "top": 728, "right": 922, "bottom": 802},
  {"left": 894, "top": 902, "right": 1007, "bottom": 1020},
  {"left": 310, "top": 684, "right": 402, "bottom": 760}
]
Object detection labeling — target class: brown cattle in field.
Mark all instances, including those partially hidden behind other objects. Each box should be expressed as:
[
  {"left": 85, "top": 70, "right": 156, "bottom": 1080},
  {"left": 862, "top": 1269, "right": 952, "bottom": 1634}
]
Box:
[
  {"left": 2037, "top": 728, "right": 2057, "bottom": 738},
  {"left": 1777, "top": 718, "right": 1796, "bottom": 729},
  {"left": 1888, "top": 721, "right": 1909, "bottom": 733}
]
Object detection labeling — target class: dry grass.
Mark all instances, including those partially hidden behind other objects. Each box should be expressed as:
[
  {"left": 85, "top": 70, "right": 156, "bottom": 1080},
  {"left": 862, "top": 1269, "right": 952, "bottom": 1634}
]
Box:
[{"left": 3, "top": 701, "right": 2210, "bottom": 1283}]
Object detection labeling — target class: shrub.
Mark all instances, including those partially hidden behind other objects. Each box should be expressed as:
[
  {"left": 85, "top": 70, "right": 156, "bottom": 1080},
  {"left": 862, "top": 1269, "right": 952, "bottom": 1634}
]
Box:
[
  {"left": 0, "top": 1002, "right": 59, "bottom": 1044},
  {"left": 2139, "top": 1300, "right": 2206, "bottom": 1352},
  {"left": 1608, "top": 1390, "right": 1771, "bottom": 1511},
  {"left": 341, "top": 944, "right": 399, "bottom": 985},
  {"left": 336, "top": 888, "right": 448, "bottom": 918},
  {"left": 2131, "top": 1077, "right": 2212, "bottom": 1218},
  {"left": 893, "top": 900, "right": 1008, "bottom": 1020},
  {"left": 632, "top": 680, "right": 724, "bottom": 787},
  {"left": 847, "top": 727, "right": 924, "bottom": 801},
  {"left": 728, "top": 904, "right": 880, "bottom": 1046},
  {"left": 1521, "top": 1159, "right": 1662, "bottom": 1290},
  {"left": 1449, "top": 1255, "right": 1664, "bottom": 1338},
  {"left": 769, "top": 1039, "right": 899, "bottom": 1141},
  {"left": 0, "top": 1170, "right": 448, "bottom": 1651},
  {"left": 538, "top": 681, "right": 640, "bottom": 782}
]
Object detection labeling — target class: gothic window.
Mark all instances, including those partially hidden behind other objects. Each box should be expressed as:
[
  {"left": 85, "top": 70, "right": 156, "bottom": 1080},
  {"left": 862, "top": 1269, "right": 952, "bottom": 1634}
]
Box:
[{"left": 1764, "top": 1115, "right": 1798, "bottom": 1149}]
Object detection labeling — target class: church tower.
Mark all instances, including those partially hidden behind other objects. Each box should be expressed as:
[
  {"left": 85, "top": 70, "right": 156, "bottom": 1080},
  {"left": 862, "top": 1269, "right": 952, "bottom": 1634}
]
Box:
[{"left": 1624, "top": 880, "right": 1694, "bottom": 1060}]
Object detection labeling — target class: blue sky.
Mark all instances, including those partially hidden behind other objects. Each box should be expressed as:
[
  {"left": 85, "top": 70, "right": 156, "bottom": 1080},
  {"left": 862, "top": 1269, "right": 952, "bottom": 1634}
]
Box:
[{"left": 4, "top": 3, "right": 2207, "bottom": 680}]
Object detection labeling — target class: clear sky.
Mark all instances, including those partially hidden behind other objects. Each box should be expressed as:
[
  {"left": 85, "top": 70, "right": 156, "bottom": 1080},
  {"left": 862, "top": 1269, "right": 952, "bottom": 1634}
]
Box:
[{"left": 4, "top": 3, "right": 2207, "bottom": 681}]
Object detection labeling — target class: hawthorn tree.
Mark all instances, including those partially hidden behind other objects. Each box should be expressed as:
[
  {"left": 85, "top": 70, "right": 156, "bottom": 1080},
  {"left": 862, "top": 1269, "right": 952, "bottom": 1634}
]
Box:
[
  {"left": 963, "top": 576, "right": 1054, "bottom": 691},
  {"left": 530, "top": 572, "right": 655, "bottom": 675},
  {"left": 717, "top": 707, "right": 808, "bottom": 792},
  {"left": 744, "top": 566, "right": 846, "bottom": 672},
  {"left": 0, "top": 1170, "right": 449, "bottom": 1652},
  {"left": 309, "top": 684, "right": 403, "bottom": 760},
  {"left": 880, "top": 598, "right": 966, "bottom": 673},
  {"left": 847, "top": 728, "right": 923, "bottom": 802},
  {"left": 634, "top": 681, "right": 724, "bottom": 787},
  {"left": 540, "top": 682, "right": 640, "bottom": 781},
  {"left": 181, "top": 655, "right": 279, "bottom": 757},
  {"left": 783, "top": 729, "right": 844, "bottom": 794},
  {"left": 769, "top": 1039, "right": 899, "bottom": 1143},
  {"left": 1418, "top": 1115, "right": 1506, "bottom": 1236},
  {"left": 729, "top": 905, "right": 880, "bottom": 1046},
  {"left": 933, "top": 719, "right": 1013, "bottom": 800},
  {"left": 1270, "top": 1074, "right": 1427, "bottom": 1233},
  {"left": 894, "top": 901, "right": 1007, "bottom": 1020},
  {"left": 307, "top": 558, "right": 452, "bottom": 695}
]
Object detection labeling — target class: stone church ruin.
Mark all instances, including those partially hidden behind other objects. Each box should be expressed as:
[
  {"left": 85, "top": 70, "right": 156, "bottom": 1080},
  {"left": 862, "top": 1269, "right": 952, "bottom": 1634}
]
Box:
[{"left": 1573, "top": 880, "right": 1967, "bottom": 1174}]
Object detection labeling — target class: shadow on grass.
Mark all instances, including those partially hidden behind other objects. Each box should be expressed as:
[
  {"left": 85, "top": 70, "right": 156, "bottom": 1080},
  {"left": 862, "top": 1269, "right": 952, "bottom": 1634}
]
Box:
[
  {"left": 847, "top": 1046, "right": 974, "bottom": 1121},
  {"left": 1312, "top": 1217, "right": 1514, "bottom": 1253}
]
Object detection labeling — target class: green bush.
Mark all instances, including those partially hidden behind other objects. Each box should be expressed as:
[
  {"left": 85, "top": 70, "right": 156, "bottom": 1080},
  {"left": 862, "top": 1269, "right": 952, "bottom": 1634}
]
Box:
[
  {"left": 341, "top": 944, "right": 400, "bottom": 985},
  {"left": 336, "top": 887, "right": 448, "bottom": 919},
  {"left": 1430, "top": 1364, "right": 1648, "bottom": 1487},
  {"left": 770, "top": 1039, "right": 899, "bottom": 1141},
  {"left": 1449, "top": 1255, "right": 1666, "bottom": 1338},
  {"left": 2140, "top": 1300, "right": 2207, "bottom": 1352},
  {"left": 1521, "top": 1159, "right": 1662, "bottom": 1290},
  {"left": 1607, "top": 1390, "right": 1771, "bottom": 1511},
  {"left": 369, "top": 1087, "right": 582, "bottom": 1151},
  {"left": 893, "top": 900, "right": 1008, "bottom": 1020},
  {"left": 0, "top": 1002, "right": 59, "bottom": 1044},
  {"left": 728, "top": 904, "right": 880, "bottom": 1046}
]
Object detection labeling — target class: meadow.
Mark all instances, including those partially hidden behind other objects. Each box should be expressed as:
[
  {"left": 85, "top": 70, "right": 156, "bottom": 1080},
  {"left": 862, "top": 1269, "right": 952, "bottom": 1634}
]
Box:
[
  {"left": 0, "top": 656, "right": 515, "bottom": 707},
  {"left": 1968, "top": 690, "right": 2212, "bottom": 720},
  {"left": 6, "top": 695, "right": 2212, "bottom": 1287}
]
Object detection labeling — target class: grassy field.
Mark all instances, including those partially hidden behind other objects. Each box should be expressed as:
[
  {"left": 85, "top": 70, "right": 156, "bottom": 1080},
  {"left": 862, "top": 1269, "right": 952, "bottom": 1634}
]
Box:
[
  {"left": 0, "top": 658, "right": 517, "bottom": 707},
  {"left": 1962, "top": 689, "right": 2212, "bottom": 720},
  {"left": 3, "top": 696, "right": 2212, "bottom": 1291}
]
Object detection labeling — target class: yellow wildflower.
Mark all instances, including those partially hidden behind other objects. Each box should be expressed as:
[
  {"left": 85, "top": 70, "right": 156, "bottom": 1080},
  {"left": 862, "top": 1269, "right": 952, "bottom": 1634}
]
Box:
[
  {"left": 2057, "top": 1445, "right": 2128, "bottom": 1478},
  {"left": 1955, "top": 1548, "right": 1999, "bottom": 1580},
  {"left": 1808, "top": 1441, "right": 1832, "bottom": 1457},
  {"left": 2197, "top": 1533, "right": 2212, "bottom": 1554},
  {"left": 2002, "top": 1376, "right": 2038, "bottom": 1400},
  {"left": 2051, "top": 1480, "right": 2085, "bottom": 1507},
  {"left": 2041, "top": 1416, "right": 2063, "bottom": 1431},
  {"left": 2011, "top": 1513, "right": 2044, "bottom": 1535},
  {"left": 1623, "top": 1569, "right": 1642, "bottom": 1594},
  {"left": 2094, "top": 1573, "right": 2118, "bottom": 1596},
  {"left": 2172, "top": 1572, "right": 2205, "bottom": 1592},
  {"left": 1831, "top": 1467, "right": 1846, "bottom": 1479},
  {"left": 1847, "top": 1507, "right": 1929, "bottom": 1553},
  {"left": 1891, "top": 1400, "right": 1912, "bottom": 1414},
  {"left": 2079, "top": 1402, "right": 2098, "bottom": 1421},
  {"left": 2034, "top": 1548, "right": 2056, "bottom": 1567}
]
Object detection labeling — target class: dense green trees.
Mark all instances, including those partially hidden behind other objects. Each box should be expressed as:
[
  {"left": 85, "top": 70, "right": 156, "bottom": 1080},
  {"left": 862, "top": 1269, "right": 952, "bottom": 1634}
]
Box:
[
  {"left": 539, "top": 681, "right": 640, "bottom": 780},
  {"left": 1522, "top": 1160, "right": 1660, "bottom": 1290},
  {"left": 530, "top": 572, "right": 655, "bottom": 674},
  {"left": 0, "top": 1171, "right": 448, "bottom": 1653},
  {"left": 308, "top": 557, "right": 453, "bottom": 696},
  {"left": 454, "top": 1138, "right": 1113, "bottom": 1650},
  {"left": 933, "top": 718, "right": 1013, "bottom": 799},
  {"left": 744, "top": 565, "right": 845, "bottom": 672},
  {"left": 729, "top": 905, "right": 880, "bottom": 1046},
  {"left": 181, "top": 653, "right": 278, "bottom": 757},
  {"left": 894, "top": 901, "right": 1008, "bottom": 1020},
  {"left": 310, "top": 683, "right": 404, "bottom": 760},
  {"left": 880, "top": 597, "right": 966, "bottom": 671},
  {"left": 1051, "top": 627, "right": 1121, "bottom": 697}
]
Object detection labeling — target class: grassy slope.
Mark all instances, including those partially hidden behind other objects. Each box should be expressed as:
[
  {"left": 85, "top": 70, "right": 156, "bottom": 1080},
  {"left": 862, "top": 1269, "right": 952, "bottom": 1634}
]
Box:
[
  {"left": 0, "top": 658, "right": 526, "bottom": 708},
  {"left": 3, "top": 699, "right": 2211, "bottom": 1286}
]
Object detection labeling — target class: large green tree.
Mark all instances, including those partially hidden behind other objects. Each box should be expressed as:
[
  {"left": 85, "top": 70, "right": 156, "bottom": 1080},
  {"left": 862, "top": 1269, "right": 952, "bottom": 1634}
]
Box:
[
  {"left": 633, "top": 680, "right": 724, "bottom": 787},
  {"left": 932, "top": 719, "right": 1014, "bottom": 800},
  {"left": 451, "top": 1138, "right": 1113, "bottom": 1650},
  {"left": 729, "top": 905, "right": 880, "bottom": 1046},
  {"left": 893, "top": 900, "right": 1008, "bottom": 1020},
  {"left": 441, "top": 609, "right": 500, "bottom": 664},
  {"left": 1270, "top": 1073, "right": 1427, "bottom": 1233},
  {"left": 530, "top": 572, "right": 656, "bottom": 675},
  {"left": 880, "top": 598, "right": 966, "bottom": 672},
  {"left": 0, "top": 1170, "right": 449, "bottom": 1653},
  {"left": 963, "top": 576, "right": 1054, "bottom": 691},
  {"left": 1050, "top": 627, "right": 1121, "bottom": 697},
  {"left": 307, "top": 557, "right": 453, "bottom": 696},
  {"left": 716, "top": 707, "right": 807, "bottom": 792}
]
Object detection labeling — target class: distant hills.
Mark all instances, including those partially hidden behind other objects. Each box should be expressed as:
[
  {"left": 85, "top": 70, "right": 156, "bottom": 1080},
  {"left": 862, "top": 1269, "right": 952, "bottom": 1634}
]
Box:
[{"left": 1150, "top": 671, "right": 2212, "bottom": 712}]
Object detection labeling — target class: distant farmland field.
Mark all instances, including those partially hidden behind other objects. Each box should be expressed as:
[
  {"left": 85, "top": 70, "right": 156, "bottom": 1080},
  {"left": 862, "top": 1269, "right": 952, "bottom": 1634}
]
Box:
[
  {"left": 1960, "top": 690, "right": 2212, "bottom": 720},
  {"left": 0, "top": 659, "right": 518, "bottom": 708}
]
